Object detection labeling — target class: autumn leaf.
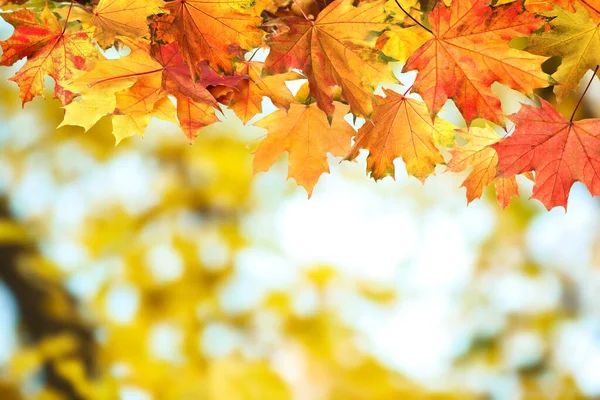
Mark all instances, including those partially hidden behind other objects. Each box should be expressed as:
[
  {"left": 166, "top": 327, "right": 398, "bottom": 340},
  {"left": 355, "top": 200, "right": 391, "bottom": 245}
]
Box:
[
  {"left": 526, "top": 3, "right": 600, "bottom": 102},
  {"left": 90, "top": 0, "right": 164, "bottom": 48},
  {"left": 111, "top": 69, "right": 177, "bottom": 143},
  {"left": 60, "top": 48, "right": 165, "bottom": 134},
  {"left": 574, "top": 0, "right": 600, "bottom": 20},
  {"left": 61, "top": 42, "right": 237, "bottom": 141},
  {"left": 345, "top": 88, "right": 454, "bottom": 182},
  {"left": 253, "top": 102, "right": 354, "bottom": 196},
  {"left": 497, "top": 0, "right": 600, "bottom": 18},
  {"left": 374, "top": 0, "right": 430, "bottom": 63},
  {"left": 0, "top": 0, "right": 38, "bottom": 10},
  {"left": 447, "top": 125, "right": 521, "bottom": 208},
  {"left": 175, "top": 95, "right": 220, "bottom": 141},
  {"left": 493, "top": 98, "right": 600, "bottom": 210},
  {"left": 230, "top": 61, "right": 303, "bottom": 124},
  {"left": 0, "top": 0, "right": 27, "bottom": 8},
  {"left": 403, "top": 0, "right": 551, "bottom": 125},
  {"left": 495, "top": 0, "right": 575, "bottom": 12},
  {"left": 149, "top": 42, "right": 244, "bottom": 105},
  {"left": 0, "top": 6, "right": 96, "bottom": 105},
  {"left": 263, "top": 0, "right": 397, "bottom": 119},
  {"left": 151, "top": 0, "right": 262, "bottom": 77},
  {"left": 376, "top": 25, "right": 430, "bottom": 64}
]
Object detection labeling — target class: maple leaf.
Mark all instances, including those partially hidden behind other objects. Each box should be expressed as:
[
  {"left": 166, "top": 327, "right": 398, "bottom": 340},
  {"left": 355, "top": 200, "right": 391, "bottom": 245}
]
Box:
[
  {"left": 61, "top": 42, "right": 238, "bottom": 142},
  {"left": 151, "top": 0, "right": 263, "bottom": 77},
  {"left": 59, "top": 49, "right": 161, "bottom": 133},
  {"left": 493, "top": 98, "right": 600, "bottom": 210},
  {"left": 0, "top": 6, "right": 96, "bottom": 105},
  {"left": 263, "top": 0, "right": 397, "bottom": 119},
  {"left": 447, "top": 125, "right": 522, "bottom": 208},
  {"left": 230, "top": 61, "right": 303, "bottom": 124},
  {"left": 403, "top": 0, "right": 551, "bottom": 125},
  {"left": 496, "top": 0, "right": 575, "bottom": 12},
  {"left": 376, "top": 25, "right": 430, "bottom": 64},
  {"left": 112, "top": 95, "right": 178, "bottom": 143},
  {"left": 253, "top": 102, "right": 354, "bottom": 196},
  {"left": 175, "top": 95, "right": 220, "bottom": 141},
  {"left": 575, "top": 0, "right": 600, "bottom": 20},
  {"left": 90, "top": 0, "right": 164, "bottom": 48},
  {"left": 345, "top": 88, "right": 454, "bottom": 182},
  {"left": 500, "top": 0, "right": 600, "bottom": 18},
  {"left": 374, "top": 0, "right": 430, "bottom": 63},
  {"left": 0, "top": 0, "right": 29, "bottom": 9},
  {"left": 526, "top": 3, "right": 600, "bottom": 103},
  {"left": 110, "top": 67, "right": 177, "bottom": 143}
]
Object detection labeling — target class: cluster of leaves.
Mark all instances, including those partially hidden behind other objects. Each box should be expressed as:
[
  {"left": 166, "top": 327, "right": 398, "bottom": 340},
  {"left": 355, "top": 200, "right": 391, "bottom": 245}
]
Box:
[{"left": 0, "top": 0, "right": 600, "bottom": 209}]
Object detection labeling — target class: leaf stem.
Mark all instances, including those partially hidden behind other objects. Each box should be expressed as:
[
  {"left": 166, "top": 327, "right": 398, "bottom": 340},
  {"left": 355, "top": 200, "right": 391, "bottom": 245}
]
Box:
[
  {"left": 61, "top": 0, "right": 75, "bottom": 35},
  {"left": 89, "top": 68, "right": 164, "bottom": 87},
  {"left": 570, "top": 65, "right": 599, "bottom": 123},
  {"left": 393, "top": 0, "right": 432, "bottom": 34},
  {"left": 247, "top": 48, "right": 260, "bottom": 62}
]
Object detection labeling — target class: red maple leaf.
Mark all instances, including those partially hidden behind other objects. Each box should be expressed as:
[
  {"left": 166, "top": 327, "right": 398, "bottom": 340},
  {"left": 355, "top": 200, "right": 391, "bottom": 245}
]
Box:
[{"left": 493, "top": 98, "right": 600, "bottom": 210}]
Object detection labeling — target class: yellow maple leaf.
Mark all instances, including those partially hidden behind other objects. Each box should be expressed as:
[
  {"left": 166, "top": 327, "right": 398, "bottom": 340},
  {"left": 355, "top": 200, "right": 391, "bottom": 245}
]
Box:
[
  {"left": 526, "top": 3, "right": 600, "bottom": 102},
  {"left": 230, "top": 61, "right": 303, "bottom": 124},
  {"left": 447, "top": 125, "right": 521, "bottom": 208},
  {"left": 90, "top": 0, "right": 164, "bottom": 48},
  {"left": 60, "top": 49, "right": 163, "bottom": 134},
  {"left": 253, "top": 102, "right": 354, "bottom": 196}
]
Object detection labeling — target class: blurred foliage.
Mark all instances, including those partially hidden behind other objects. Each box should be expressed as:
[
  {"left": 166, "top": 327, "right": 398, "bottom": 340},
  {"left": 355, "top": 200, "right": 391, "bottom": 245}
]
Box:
[{"left": 0, "top": 73, "right": 472, "bottom": 399}]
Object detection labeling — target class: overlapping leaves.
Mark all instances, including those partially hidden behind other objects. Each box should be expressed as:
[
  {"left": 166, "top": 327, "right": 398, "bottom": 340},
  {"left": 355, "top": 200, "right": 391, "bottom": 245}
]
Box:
[{"left": 1, "top": 0, "right": 600, "bottom": 209}]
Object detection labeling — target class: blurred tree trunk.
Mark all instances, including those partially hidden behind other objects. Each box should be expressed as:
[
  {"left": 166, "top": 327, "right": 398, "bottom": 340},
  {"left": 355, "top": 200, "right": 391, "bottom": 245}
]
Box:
[{"left": 0, "top": 202, "right": 96, "bottom": 400}]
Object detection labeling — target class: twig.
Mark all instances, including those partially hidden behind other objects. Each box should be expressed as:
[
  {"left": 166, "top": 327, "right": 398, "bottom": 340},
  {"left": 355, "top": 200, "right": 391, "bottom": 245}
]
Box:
[
  {"left": 247, "top": 48, "right": 261, "bottom": 62},
  {"left": 61, "top": 0, "right": 76, "bottom": 35},
  {"left": 394, "top": 0, "right": 432, "bottom": 34},
  {"left": 570, "top": 65, "right": 599, "bottom": 123}
]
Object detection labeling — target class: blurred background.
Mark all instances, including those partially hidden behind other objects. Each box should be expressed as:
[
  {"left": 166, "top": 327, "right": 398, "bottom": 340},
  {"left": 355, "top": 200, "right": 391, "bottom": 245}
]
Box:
[{"left": 2, "top": 18, "right": 600, "bottom": 400}]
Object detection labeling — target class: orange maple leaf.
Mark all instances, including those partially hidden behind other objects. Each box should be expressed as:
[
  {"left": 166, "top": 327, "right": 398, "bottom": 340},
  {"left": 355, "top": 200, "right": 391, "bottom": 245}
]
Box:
[
  {"left": 175, "top": 95, "right": 220, "bottom": 141},
  {"left": 151, "top": 0, "right": 263, "bottom": 77},
  {"left": 0, "top": 6, "right": 96, "bottom": 105},
  {"left": 578, "top": 0, "right": 600, "bottom": 20},
  {"left": 493, "top": 98, "right": 600, "bottom": 210},
  {"left": 345, "top": 88, "right": 454, "bottom": 182},
  {"left": 447, "top": 125, "right": 522, "bottom": 208},
  {"left": 403, "top": 0, "right": 551, "bottom": 125},
  {"left": 230, "top": 61, "right": 303, "bottom": 124},
  {"left": 263, "top": 0, "right": 396, "bottom": 119},
  {"left": 253, "top": 102, "right": 354, "bottom": 196}
]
